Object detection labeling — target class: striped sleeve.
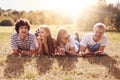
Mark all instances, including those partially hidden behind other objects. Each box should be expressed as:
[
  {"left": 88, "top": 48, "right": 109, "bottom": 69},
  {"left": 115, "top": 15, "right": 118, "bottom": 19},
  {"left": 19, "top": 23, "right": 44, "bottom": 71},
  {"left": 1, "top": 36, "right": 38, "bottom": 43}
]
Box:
[
  {"left": 29, "top": 34, "right": 36, "bottom": 50},
  {"left": 11, "top": 33, "right": 18, "bottom": 49}
]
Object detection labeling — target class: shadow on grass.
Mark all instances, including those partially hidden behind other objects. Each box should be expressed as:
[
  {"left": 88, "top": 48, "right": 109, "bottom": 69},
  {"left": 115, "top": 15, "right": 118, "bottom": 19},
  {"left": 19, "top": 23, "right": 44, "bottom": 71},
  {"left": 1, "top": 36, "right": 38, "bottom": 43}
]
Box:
[
  {"left": 36, "top": 55, "right": 54, "bottom": 75},
  {"left": 86, "top": 54, "right": 120, "bottom": 79},
  {"left": 4, "top": 54, "right": 32, "bottom": 78},
  {"left": 55, "top": 55, "right": 78, "bottom": 71}
]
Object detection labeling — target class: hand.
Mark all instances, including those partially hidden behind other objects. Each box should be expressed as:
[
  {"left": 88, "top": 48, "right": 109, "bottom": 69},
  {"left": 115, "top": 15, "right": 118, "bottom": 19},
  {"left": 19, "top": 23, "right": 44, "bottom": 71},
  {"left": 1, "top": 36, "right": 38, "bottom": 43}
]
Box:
[
  {"left": 21, "top": 50, "right": 32, "bottom": 56},
  {"left": 55, "top": 47, "right": 65, "bottom": 55},
  {"left": 79, "top": 51, "right": 85, "bottom": 56},
  {"left": 94, "top": 51, "right": 104, "bottom": 54},
  {"left": 41, "top": 38, "right": 47, "bottom": 44},
  {"left": 37, "top": 37, "right": 42, "bottom": 44},
  {"left": 59, "top": 48, "right": 65, "bottom": 55},
  {"left": 79, "top": 51, "right": 91, "bottom": 56}
]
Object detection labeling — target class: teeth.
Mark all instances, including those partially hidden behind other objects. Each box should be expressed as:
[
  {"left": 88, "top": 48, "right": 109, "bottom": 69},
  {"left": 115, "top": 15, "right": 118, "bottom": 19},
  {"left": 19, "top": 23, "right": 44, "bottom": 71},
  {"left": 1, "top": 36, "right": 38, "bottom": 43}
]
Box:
[{"left": 22, "top": 32, "right": 26, "bottom": 34}]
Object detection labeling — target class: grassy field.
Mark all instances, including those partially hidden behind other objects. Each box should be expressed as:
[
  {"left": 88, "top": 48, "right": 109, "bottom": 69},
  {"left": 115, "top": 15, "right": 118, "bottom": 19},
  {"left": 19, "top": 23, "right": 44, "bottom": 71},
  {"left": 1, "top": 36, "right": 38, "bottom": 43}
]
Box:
[{"left": 0, "top": 26, "right": 120, "bottom": 80}]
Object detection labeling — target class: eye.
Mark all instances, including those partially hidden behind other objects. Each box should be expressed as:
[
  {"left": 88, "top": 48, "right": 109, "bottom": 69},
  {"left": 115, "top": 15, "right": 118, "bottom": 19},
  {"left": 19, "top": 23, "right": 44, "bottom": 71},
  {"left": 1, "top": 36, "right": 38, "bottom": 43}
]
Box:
[
  {"left": 64, "top": 35, "right": 70, "bottom": 40},
  {"left": 25, "top": 27, "right": 27, "bottom": 29},
  {"left": 20, "top": 27, "right": 23, "bottom": 29},
  {"left": 96, "top": 31, "right": 98, "bottom": 33}
]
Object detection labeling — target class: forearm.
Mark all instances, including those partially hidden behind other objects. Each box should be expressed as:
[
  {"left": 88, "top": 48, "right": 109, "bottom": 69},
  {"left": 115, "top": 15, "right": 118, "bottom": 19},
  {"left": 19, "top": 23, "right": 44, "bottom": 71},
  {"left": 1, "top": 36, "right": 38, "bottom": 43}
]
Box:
[
  {"left": 79, "top": 50, "right": 94, "bottom": 56},
  {"left": 43, "top": 43, "right": 49, "bottom": 54},
  {"left": 21, "top": 50, "right": 35, "bottom": 55},
  {"left": 12, "top": 50, "right": 19, "bottom": 54},
  {"left": 21, "top": 50, "right": 30, "bottom": 54},
  {"left": 95, "top": 46, "right": 106, "bottom": 54},
  {"left": 37, "top": 43, "right": 42, "bottom": 54},
  {"left": 12, "top": 49, "right": 21, "bottom": 56},
  {"left": 94, "top": 50, "right": 104, "bottom": 54},
  {"left": 65, "top": 50, "right": 76, "bottom": 55}
]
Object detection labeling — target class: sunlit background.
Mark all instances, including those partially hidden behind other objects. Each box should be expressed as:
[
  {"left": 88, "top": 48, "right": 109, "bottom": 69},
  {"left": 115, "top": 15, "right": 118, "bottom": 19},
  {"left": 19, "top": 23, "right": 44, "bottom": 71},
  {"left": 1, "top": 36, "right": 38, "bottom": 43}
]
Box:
[
  {"left": 0, "top": 0, "right": 117, "bottom": 16},
  {"left": 0, "top": 0, "right": 116, "bottom": 10},
  {"left": 0, "top": 0, "right": 120, "bottom": 31}
]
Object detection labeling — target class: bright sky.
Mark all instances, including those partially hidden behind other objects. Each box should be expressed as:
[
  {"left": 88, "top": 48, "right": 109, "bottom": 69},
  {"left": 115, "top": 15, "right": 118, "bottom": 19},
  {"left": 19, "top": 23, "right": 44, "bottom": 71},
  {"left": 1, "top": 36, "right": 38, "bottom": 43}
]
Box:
[
  {"left": 0, "top": 0, "right": 118, "bottom": 21},
  {"left": 0, "top": 0, "right": 118, "bottom": 11}
]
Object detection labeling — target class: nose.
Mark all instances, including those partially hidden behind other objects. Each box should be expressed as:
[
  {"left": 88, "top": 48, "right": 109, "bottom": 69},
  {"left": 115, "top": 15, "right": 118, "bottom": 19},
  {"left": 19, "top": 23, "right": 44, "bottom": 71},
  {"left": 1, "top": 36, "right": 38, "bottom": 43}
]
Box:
[{"left": 23, "top": 28, "right": 27, "bottom": 31}]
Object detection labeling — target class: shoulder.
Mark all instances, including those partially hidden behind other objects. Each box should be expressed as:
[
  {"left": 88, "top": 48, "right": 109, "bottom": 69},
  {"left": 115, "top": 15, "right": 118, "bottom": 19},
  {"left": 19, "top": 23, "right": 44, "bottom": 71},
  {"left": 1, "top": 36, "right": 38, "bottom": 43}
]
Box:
[
  {"left": 11, "top": 33, "right": 18, "bottom": 38},
  {"left": 102, "top": 34, "right": 108, "bottom": 41},
  {"left": 103, "top": 34, "right": 107, "bottom": 39},
  {"left": 69, "top": 35, "right": 75, "bottom": 42},
  {"left": 28, "top": 33, "right": 35, "bottom": 38}
]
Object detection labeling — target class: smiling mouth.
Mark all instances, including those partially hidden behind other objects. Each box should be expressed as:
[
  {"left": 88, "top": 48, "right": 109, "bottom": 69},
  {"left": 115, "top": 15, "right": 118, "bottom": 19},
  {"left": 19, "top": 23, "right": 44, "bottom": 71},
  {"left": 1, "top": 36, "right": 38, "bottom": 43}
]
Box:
[
  {"left": 22, "top": 32, "right": 27, "bottom": 34},
  {"left": 40, "top": 39, "right": 43, "bottom": 41}
]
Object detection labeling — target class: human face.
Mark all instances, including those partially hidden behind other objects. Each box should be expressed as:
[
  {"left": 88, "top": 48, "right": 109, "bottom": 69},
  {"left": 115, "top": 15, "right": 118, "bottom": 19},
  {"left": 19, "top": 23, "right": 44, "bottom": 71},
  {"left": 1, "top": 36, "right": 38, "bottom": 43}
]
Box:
[
  {"left": 39, "top": 28, "right": 48, "bottom": 39},
  {"left": 61, "top": 34, "right": 70, "bottom": 45},
  {"left": 93, "top": 27, "right": 104, "bottom": 41},
  {"left": 19, "top": 25, "right": 29, "bottom": 36}
]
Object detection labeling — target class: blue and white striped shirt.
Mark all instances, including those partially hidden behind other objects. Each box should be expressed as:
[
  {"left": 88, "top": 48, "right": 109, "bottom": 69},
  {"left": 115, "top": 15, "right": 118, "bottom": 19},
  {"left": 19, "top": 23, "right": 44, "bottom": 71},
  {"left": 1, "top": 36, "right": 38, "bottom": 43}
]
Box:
[{"left": 11, "top": 33, "right": 36, "bottom": 50}]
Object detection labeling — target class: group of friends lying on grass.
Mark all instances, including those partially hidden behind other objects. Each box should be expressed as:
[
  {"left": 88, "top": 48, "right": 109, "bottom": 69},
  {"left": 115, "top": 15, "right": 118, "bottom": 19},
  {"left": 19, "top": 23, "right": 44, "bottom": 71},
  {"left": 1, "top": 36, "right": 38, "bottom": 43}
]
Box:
[{"left": 11, "top": 18, "right": 108, "bottom": 57}]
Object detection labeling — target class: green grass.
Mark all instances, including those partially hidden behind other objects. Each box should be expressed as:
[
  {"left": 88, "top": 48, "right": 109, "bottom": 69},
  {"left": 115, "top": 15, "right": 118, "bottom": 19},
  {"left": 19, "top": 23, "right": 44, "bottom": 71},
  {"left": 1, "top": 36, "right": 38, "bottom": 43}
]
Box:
[{"left": 0, "top": 26, "right": 120, "bottom": 80}]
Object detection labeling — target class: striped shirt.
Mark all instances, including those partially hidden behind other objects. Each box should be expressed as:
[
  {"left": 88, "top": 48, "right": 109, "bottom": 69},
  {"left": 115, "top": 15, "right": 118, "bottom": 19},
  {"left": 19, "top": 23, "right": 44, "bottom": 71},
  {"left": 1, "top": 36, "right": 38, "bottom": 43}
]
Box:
[{"left": 11, "top": 33, "right": 36, "bottom": 50}]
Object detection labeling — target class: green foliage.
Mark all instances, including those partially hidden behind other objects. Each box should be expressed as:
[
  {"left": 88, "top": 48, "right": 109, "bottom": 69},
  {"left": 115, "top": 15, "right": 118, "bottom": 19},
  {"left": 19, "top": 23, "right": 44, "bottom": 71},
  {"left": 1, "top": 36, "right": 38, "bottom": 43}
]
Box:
[
  {"left": 76, "top": 2, "right": 120, "bottom": 31},
  {"left": 0, "top": 1, "right": 120, "bottom": 31},
  {"left": 0, "top": 18, "right": 14, "bottom": 26}
]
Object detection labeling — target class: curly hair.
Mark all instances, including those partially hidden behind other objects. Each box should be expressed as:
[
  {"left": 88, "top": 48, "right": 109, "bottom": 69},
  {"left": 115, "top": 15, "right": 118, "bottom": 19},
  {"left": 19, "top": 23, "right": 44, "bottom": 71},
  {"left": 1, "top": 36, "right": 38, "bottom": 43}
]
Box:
[{"left": 15, "top": 18, "right": 30, "bottom": 33}]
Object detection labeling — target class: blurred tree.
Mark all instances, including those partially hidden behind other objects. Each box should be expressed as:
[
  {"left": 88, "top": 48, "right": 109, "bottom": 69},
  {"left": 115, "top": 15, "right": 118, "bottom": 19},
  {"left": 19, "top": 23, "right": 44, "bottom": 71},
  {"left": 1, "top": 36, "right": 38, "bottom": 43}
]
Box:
[
  {"left": 0, "top": 18, "right": 14, "bottom": 26},
  {"left": 114, "top": 1, "right": 120, "bottom": 30},
  {"left": 38, "top": 11, "right": 45, "bottom": 24}
]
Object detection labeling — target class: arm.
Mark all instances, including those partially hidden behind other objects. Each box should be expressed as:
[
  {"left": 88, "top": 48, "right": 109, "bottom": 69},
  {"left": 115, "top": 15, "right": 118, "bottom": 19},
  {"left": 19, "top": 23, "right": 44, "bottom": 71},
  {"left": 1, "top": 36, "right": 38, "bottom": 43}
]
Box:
[
  {"left": 36, "top": 37, "right": 49, "bottom": 55},
  {"left": 37, "top": 43, "right": 42, "bottom": 54},
  {"left": 21, "top": 50, "right": 35, "bottom": 56},
  {"left": 12, "top": 49, "right": 18, "bottom": 54},
  {"left": 94, "top": 35, "right": 108, "bottom": 54},
  {"left": 94, "top": 46, "right": 106, "bottom": 54},
  {"left": 42, "top": 38, "right": 49, "bottom": 54},
  {"left": 43, "top": 42, "right": 49, "bottom": 54},
  {"left": 79, "top": 34, "right": 91, "bottom": 55},
  {"left": 29, "top": 36, "right": 37, "bottom": 56},
  {"left": 12, "top": 49, "right": 20, "bottom": 56},
  {"left": 35, "top": 38, "right": 42, "bottom": 55},
  {"left": 65, "top": 36, "right": 78, "bottom": 55},
  {"left": 12, "top": 49, "right": 35, "bottom": 56},
  {"left": 11, "top": 34, "right": 19, "bottom": 55},
  {"left": 65, "top": 47, "right": 77, "bottom": 55},
  {"left": 79, "top": 45, "right": 91, "bottom": 55}
]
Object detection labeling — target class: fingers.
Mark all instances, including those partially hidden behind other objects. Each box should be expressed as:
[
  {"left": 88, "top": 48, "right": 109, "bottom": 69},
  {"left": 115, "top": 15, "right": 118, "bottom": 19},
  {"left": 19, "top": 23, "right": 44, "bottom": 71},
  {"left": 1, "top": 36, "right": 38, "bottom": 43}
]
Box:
[
  {"left": 54, "top": 47, "right": 66, "bottom": 55},
  {"left": 94, "top": 51, "right": 104, "bottom": 54}
]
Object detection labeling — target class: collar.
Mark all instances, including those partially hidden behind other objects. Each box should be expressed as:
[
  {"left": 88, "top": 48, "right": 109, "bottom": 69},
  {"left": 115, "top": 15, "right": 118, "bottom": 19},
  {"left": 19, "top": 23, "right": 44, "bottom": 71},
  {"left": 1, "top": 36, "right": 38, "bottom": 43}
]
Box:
[{"left": 18, "top": 33, "right": 29, "bottom": 41}]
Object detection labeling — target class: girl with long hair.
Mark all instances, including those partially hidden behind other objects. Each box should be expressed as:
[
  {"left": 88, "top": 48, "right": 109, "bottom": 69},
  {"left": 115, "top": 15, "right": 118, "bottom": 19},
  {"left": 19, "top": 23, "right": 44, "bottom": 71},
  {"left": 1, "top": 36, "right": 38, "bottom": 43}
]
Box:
[
  {"left": 35, "top": 27, "right": 57, "bottom": 56},
  {"left": 56, "top": 28, "right": 80, "bottom": 55}
]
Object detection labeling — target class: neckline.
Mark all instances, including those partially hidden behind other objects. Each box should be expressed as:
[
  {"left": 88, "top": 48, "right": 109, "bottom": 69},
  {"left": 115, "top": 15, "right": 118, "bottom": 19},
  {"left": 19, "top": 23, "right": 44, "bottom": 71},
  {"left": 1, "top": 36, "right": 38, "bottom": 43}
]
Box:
[{"left": 18, "top": 33, "right": 29, "bottom": 41}]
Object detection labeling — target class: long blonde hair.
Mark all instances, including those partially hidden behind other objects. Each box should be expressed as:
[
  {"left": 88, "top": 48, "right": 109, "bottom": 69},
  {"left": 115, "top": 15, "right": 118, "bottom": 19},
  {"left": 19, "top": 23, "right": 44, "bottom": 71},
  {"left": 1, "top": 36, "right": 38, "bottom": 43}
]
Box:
[{"left": 56, "top": 28, "right": 70, "bottom": 46}]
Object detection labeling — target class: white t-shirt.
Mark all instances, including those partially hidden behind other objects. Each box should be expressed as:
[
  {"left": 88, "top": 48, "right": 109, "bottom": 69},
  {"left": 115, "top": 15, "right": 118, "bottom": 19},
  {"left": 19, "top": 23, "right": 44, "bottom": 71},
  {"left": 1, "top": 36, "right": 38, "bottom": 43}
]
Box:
[
  {"left": 80, "top": 33, "right": 108, "bottom": 52},
  {"left": 65, "top": 35, "right": 79, "bottom": 52}
]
